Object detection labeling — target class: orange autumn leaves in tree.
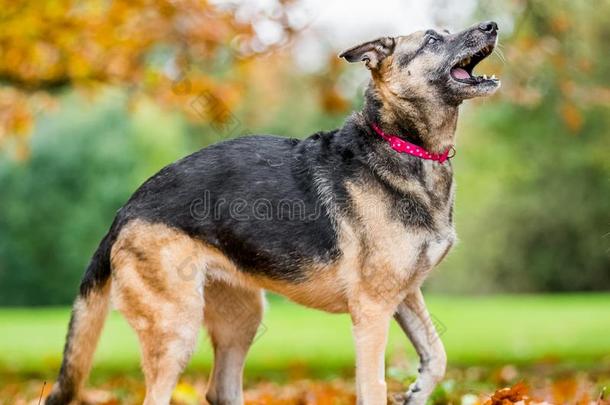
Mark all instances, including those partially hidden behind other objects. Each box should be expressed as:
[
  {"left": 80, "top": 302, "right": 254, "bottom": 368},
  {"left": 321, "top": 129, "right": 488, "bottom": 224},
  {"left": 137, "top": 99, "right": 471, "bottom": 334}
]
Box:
[
  {"left": 491, "top": 2, "right": 609, "bottom": 135},
  {"left": 0, "top": 0, "right": 297, "bottom": 147}
]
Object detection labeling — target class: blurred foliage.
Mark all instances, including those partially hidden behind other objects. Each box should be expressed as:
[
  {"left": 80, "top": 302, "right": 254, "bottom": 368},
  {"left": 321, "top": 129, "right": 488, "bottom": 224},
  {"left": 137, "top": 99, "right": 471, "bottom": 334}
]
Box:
[
  {"left": 428, "top": 0, "right": 609, "bottom": 293},
  {"left": 0, "top": 0, "right": 300, "bottom": 155},
  {"left": 0, "top": 0, "right": 608, "bottom": 305},
  {"left": 0, "top": 92, "right": 195, "bottom": 305}
]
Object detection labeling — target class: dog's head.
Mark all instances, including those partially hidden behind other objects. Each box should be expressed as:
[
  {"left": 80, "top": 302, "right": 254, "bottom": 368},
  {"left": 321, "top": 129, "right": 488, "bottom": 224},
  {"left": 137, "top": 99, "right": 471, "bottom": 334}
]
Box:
[
  {"left": 339, "top": 21, "right": 500, "bottom": 152},
  {"left": 340, "top": 21, "right": 500, "bottom": 104}
]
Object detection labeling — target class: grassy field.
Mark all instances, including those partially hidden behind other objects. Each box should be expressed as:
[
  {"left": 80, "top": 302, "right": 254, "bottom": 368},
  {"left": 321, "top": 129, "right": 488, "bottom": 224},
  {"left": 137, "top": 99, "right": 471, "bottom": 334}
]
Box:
[{"left": 1, "top": 294, "right": 609, "bottom": 379}]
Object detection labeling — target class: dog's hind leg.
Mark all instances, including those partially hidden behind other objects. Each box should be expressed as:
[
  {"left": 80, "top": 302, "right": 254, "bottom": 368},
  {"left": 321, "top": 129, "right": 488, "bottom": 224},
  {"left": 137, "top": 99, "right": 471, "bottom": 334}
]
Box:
[
  {"left": 111, "top": 220, "right": 206, "bottom": 405},
  {"left": 204, "top": 279, "right": 264, "bottom": 405},
  {"left": 394, "top": 289, "right": 446, "bottom": 405}
]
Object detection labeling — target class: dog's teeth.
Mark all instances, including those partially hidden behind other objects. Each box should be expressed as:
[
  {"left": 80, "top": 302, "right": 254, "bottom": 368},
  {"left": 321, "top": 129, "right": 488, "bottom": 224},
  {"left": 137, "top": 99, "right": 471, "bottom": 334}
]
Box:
[
  {"left": 483, "top": 74, "right": 488, "bottom": 80},
  {"left": 491, "top": 74, "right": 496, "bottom": 80}
]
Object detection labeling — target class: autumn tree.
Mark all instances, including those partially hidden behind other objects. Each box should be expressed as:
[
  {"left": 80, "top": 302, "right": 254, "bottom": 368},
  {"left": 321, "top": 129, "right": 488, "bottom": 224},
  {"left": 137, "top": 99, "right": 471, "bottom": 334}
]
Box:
[{"left": 0, "top": 0, "right": 300, "bottom": 151}]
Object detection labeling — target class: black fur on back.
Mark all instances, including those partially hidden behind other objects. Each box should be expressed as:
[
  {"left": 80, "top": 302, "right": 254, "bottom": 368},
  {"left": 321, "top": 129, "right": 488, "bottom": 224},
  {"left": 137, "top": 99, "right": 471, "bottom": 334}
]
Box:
[
  {"left": 84, "top": 111, "right": 437, "bottom": 286},
  {"left": 79, "top": 217, "right": 123, "bottom": 296}
]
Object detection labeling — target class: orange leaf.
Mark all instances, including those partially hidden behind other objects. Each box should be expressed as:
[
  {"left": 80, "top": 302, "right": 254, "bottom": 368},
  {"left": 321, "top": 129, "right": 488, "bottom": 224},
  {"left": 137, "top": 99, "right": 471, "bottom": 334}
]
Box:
[{"left": 484, "top": 382, "right": 530, "bottom": 405}]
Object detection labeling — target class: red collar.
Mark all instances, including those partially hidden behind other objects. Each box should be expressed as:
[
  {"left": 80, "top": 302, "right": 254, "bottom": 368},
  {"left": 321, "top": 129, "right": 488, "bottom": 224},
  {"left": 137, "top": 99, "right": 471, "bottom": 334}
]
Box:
[{"left": 370, "top": 122, "right": 455, "bottom": 164}]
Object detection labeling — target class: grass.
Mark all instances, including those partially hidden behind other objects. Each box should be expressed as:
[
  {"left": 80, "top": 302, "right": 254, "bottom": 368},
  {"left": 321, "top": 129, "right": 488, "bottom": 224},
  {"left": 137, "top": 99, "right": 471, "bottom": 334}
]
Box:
[{"left": 1, "top": 294, "right": 609, "bottom": 378}]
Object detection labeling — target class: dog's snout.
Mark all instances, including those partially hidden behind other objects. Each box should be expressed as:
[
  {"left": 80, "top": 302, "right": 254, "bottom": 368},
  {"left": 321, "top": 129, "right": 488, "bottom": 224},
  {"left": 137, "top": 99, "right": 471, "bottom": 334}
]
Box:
[{"left": 478, "top": 21, "right": 498, "bottom": 34}]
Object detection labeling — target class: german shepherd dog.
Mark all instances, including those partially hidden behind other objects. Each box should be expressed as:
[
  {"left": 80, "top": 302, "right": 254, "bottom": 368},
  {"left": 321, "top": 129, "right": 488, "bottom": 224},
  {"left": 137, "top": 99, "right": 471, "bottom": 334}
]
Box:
[{"left": 47, "top": 21, "right": 500, "bottom": 405}]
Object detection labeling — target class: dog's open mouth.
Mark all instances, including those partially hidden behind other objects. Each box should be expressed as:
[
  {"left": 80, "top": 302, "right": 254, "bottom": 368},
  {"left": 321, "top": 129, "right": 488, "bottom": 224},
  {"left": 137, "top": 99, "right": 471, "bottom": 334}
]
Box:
[{"left": 450, "top": 44, "right": 498, "bottom": 85}]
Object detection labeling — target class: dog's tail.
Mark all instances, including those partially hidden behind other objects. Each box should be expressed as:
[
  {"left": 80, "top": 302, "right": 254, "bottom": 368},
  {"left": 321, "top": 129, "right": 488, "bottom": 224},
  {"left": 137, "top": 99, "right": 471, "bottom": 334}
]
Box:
[{"left": 45, "top": 221, "right": 120, "bottom": 405}]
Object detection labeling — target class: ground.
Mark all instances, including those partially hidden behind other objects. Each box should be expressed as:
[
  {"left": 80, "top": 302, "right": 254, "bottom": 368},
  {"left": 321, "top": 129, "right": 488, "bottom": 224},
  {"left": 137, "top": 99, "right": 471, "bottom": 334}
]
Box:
[{"left": 1, "top": 294, "right": 609, "bottom": 404}]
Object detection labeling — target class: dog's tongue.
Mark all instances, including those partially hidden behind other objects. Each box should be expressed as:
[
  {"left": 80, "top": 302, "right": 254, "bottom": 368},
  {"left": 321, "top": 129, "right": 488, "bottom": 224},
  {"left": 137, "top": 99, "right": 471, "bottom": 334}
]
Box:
[{"left": 451, "top": 67, "right": 470, "bottom": 80}]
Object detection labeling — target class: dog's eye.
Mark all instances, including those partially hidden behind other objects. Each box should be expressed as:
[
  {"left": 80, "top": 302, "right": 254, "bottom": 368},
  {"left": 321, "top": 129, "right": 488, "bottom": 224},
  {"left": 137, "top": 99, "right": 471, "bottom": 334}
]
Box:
[{"left": 426, "top": 37, "right": 438, "bottom": 46}]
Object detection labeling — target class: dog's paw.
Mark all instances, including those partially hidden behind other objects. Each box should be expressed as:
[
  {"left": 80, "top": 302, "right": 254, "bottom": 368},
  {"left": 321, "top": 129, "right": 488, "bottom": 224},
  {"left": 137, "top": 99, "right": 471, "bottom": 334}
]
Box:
[
  {"left": 392, "top": 382, "right": 425, "bottom": 405},
  {"left": 390, "top": 392, "right": 407, "bottom": 405}
]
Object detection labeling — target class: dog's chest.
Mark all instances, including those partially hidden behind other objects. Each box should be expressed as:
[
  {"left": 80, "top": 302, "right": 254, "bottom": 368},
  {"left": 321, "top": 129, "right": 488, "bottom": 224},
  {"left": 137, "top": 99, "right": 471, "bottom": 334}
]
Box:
[
  {"left": 420, "top": 226, "right": 456, "bottom": 268},
  {"left": 348, "top": 161, "right": 455, "bottom": 276},
  {"left": 416, "top": 162, "right": 456, "bottom": 266},
  {"left": 394, "top": 209, "right": 455, "bottom": 279}
]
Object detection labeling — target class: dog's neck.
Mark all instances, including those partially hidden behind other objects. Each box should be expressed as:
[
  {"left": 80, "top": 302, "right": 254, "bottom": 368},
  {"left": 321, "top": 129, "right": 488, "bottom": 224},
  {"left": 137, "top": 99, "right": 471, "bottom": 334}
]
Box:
[{"left": 362, "top": 83, "right": 458, "bottom": 154}]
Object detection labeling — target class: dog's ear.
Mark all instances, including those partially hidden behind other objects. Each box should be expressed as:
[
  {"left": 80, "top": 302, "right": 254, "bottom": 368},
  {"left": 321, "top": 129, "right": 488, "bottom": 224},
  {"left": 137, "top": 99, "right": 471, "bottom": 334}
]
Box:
[{"left": 339, "top": 37, "right": 396, "bottom": 70}]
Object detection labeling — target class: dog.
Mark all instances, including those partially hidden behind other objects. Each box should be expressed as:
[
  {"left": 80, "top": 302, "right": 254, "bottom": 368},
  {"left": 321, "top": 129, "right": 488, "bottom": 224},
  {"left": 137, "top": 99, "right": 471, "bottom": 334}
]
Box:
[{"left": 46, "top": 21, "right": 500, "bottom": 405}]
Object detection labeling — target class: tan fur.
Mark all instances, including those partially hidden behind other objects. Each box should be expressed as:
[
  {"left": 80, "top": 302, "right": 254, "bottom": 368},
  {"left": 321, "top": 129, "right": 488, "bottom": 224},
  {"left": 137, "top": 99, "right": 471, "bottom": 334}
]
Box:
[
  {"left": 347, "top": 182, "right": 420, "bottom": 298},
  {"left": 111, "top": 221, "right": 206, "bottom": 405},
  {"left": 346, "top": 174, "right": 455, "bottom": 287},
  {"left": 350, "top": 295, "right": 393, "bottom": 405},
  {"left": 47, "top": 283, "right": 111, "bottom": 404},
  {"left": 204, "top": 280, "right": 264, "bottom": 404}
]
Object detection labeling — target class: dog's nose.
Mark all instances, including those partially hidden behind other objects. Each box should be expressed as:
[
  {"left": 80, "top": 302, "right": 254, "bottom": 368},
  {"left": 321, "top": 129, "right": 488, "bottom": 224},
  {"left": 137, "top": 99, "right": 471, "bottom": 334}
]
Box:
[{"left": 478, "top": 21, "right": 498, "bottom": 34}]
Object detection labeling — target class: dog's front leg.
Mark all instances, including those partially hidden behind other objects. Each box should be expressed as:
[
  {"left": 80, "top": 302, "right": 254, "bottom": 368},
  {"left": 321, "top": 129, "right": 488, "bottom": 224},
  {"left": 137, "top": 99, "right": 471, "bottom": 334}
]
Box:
[
  {"left": 350, "top": 295, "right": 394, "bottom": 405},
  {"left": 394, "top": 289, "right": 446, "bottom": 405}
]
